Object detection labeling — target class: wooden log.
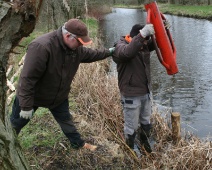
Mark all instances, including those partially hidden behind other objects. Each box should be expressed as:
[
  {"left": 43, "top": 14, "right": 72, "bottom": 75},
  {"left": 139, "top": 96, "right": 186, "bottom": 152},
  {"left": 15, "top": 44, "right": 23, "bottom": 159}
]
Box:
[
  {"left": 6, "top": 65, "right": 13, "bottom": 77},
  {"left": 7, "top": 92, "right": 16, "bottom": 105},
  {"left": 171, "top": 112, "right": 181, "bottom": 143},
  {"left": 7, "top": 79, "right": 16, "bottom": 92},
  {"left": 18, "top": 54, "right": 26, "bottom": 66},
  {"left": 10, "top": 65, "right": 23, "bottom": 83}
]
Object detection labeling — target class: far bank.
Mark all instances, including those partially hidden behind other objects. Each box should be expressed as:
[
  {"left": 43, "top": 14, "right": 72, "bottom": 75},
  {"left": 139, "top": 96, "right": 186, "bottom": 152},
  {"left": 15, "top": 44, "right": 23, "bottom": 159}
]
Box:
[{"left": 114, "top": 3, "right": 212, "bottom": 20}]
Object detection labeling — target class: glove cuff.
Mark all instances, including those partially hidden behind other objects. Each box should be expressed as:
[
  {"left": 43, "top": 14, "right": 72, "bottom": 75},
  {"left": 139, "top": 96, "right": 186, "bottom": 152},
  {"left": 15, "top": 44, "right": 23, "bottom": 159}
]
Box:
[
  {"left": 21, "top": 107, "right": 33, "bottom": 111},
  {"left": 109, "top": 47, "right": 115, "bottom": 56},
  {"left": 139, "top": 30, "right": 146, "bottom": 38}
]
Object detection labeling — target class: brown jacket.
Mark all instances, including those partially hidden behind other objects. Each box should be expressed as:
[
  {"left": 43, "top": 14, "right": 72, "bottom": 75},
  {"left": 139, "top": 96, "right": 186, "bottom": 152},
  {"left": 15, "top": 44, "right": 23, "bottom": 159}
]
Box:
[
  {"left": 17, "top": 27, "right": 111, "bottom": 110},
  {"left": 112, "top": 34, "right": 155, "bottom": 96}
]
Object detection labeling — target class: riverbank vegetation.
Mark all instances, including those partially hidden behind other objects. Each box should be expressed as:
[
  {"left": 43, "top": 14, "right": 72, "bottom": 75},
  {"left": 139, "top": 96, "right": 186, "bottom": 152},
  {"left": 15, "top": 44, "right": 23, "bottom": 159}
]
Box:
[
  {"left": 113, "top": 0, "right": 212, "bottom": 5},
  {"left": 5, "top": 1, "right": 212, "bottom": 169},
  {"left": 15, "top": 58, "right": 211, "bottom": 170},
  {"left": 114, "top": 3, "right": 212, "bottom": 20},
  {"left": 154, "top": 3, "right": 212, "bottom": 20}
]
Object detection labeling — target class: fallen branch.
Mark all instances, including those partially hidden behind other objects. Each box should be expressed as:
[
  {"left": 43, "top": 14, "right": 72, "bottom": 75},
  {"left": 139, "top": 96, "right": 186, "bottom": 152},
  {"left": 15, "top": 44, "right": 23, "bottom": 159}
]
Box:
[{"left": 7, "top": 79, "right": 15, "bottom": 92}]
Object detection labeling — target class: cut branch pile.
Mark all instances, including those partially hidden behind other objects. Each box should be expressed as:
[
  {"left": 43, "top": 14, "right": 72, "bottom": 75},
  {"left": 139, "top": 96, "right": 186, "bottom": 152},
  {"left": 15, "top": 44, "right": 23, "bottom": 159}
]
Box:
[{"left": 6, "top": 54, "right": 25, "bottom": 105}]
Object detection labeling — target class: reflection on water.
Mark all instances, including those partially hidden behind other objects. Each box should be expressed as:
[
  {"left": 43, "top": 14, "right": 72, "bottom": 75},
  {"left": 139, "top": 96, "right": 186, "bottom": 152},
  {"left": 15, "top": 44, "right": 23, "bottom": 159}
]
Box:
[{"left": 99, "top": 8, "right": 212, "bottom": 138}]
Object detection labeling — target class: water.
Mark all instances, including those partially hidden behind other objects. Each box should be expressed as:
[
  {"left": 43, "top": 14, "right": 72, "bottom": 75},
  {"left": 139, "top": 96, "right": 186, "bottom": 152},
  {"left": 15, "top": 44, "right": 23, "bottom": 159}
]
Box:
[{"left": 99, "top": 8, "right": 212, "bottom": 139}]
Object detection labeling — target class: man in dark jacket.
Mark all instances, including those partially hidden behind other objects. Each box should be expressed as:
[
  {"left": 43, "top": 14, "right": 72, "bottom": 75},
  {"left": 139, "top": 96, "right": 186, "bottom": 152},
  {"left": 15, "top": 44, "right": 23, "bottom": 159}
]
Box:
[
  {"left": 10, "top": 18, "right": 114, "bottom": 151},
  {"left": 112, "top": 24, "right": 155, "bottom": 156}
]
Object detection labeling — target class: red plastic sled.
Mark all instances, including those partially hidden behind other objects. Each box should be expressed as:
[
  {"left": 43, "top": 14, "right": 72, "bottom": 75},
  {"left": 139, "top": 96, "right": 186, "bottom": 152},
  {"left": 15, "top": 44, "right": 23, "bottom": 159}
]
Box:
[{"left": 145, "top": 1, "right": 178, "bottom": 75}]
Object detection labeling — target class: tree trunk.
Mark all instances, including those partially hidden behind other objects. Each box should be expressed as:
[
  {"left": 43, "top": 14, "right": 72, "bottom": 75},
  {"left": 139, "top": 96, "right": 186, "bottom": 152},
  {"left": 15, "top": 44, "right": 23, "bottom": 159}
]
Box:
[{"left": 0, "top": 1, "right": 42, "bottom": 169}]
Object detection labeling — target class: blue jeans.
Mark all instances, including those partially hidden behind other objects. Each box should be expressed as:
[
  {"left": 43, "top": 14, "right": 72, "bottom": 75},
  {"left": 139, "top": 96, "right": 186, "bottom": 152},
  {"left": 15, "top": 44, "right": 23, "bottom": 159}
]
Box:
[
  {"left": 10, "top": 96, "right": 85, "bottom": 149},
  {"left": 121, "top": 94, "right": 152, "bottom": 137}
]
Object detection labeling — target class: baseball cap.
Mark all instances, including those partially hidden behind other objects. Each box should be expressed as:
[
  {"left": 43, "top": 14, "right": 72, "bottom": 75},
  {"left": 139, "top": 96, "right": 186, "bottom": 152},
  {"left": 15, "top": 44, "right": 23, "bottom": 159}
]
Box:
[{"left": 64, "top": 19, "right": 92, "bottom": 45}]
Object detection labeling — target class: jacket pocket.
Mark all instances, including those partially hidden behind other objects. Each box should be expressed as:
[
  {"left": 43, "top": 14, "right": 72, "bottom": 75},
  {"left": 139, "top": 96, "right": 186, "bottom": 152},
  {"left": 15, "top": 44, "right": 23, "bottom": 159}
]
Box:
[{"left": 122, "top": 97, "right": 140, "bottom": 109}]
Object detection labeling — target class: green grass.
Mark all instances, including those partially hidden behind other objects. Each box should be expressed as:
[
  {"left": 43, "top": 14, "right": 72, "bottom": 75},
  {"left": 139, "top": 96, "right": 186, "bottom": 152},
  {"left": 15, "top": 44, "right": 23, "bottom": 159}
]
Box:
[
  {"left": 68, "top": 96, "right": 78, "bottom": 111},
  {"left": 113, "top": 4, "right": 142, "bottom": 9},
  {"left": 159, "top": 4, "right": 212, "bottom": 13},
  {"left": 158, "top": 4, "right": 212, "bottom": 18},
  {"left": 19, "top": 108, "right": 64, "bottom": 149},
  {"left": 83, "top": 18, "right": 99, "bottom": 38},
  {"left": 20, "top": 32, "right": 40, "bottom": 46},
  {"left": 113, "top": 3, "right": 212, "bottom": 20},
  {"left": 11, "top": 31, "right": 44, "bottom": 66}
]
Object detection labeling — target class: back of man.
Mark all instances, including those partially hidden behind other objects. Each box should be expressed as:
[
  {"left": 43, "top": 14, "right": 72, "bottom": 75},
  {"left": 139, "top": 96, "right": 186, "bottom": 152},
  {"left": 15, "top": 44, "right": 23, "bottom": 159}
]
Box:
[
  {"left": 113, "top": 34, "right": 152, "bottom": 96},
  {"left": 112, "top": 24, "right": 155, "bottom": 156}
]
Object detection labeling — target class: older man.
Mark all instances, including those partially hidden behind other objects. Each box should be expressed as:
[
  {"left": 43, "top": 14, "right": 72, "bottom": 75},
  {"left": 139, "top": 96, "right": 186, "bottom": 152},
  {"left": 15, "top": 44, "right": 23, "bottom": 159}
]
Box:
[{"left": 10, "top": 18, "right": 114, "bottom": 151}]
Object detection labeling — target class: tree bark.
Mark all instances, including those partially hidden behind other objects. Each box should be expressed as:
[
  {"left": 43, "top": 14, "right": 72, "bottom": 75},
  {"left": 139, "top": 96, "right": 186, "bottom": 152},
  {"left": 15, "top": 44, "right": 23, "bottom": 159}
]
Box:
[{"left": 0, "top": 1, "right": 42, "bottom": 169}]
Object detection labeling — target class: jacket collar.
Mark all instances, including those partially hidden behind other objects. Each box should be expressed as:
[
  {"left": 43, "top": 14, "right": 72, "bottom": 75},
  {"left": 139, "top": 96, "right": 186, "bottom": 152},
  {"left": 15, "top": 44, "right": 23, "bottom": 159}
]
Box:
[{"left": 125, "top": 34, "right": 132, "bottom": 43}]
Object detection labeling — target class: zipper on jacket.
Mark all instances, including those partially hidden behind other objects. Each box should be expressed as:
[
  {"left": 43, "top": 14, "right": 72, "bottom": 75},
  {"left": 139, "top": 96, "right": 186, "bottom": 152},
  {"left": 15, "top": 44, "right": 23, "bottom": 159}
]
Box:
[{"left": 68, "top": 50, "right": 77, "bottom": 62}]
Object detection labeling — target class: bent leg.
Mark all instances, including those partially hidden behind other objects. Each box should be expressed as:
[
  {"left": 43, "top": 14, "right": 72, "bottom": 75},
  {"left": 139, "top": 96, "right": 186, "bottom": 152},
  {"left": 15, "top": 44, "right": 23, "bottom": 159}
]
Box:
[{"left": 50, "top": 99, "right": 85, "bottom": 149}]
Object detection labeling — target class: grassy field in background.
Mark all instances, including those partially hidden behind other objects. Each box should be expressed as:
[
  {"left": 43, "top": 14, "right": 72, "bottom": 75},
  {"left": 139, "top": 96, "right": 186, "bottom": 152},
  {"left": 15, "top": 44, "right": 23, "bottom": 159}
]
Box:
[
  {"left": 158, "top": 4, "right": 212, "bottom": 20},
  {"left": 114, "top": 3, "right": 212, "bottom": 20}
]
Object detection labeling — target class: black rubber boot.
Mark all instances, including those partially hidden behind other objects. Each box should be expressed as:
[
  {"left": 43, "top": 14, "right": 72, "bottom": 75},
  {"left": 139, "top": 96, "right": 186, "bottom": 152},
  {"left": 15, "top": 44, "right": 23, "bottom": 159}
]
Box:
[
  {"left": 126, "top": 132, "right": 136, "bottom": 149},
  {"left": 126, "top": 132, "right": 142, "bottom": 158},
  {"left": 140, "top": 124, "right": 152, "bottom": 153}
]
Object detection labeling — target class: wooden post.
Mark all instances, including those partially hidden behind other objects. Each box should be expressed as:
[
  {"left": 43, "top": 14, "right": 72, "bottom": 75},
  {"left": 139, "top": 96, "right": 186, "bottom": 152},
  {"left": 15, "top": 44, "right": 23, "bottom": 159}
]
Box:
[{"left": 171, "top": 112, "right": 181, "bottom": 143}]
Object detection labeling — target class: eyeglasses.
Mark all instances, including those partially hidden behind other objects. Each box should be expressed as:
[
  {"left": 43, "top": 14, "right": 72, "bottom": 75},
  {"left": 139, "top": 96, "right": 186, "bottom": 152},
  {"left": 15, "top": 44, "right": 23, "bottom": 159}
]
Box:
[
  {"left": 70, "top": 33, "right": 82, "bottom": 45},
  {"left": 62, "top": 24, "right": 82, "bottom": 45}
]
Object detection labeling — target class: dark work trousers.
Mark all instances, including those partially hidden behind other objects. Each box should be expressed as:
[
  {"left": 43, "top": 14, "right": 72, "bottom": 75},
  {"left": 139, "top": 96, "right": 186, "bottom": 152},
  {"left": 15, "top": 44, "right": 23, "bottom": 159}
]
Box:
[{"left": 10, "top": 96, "right": 85, "bottom": 149}]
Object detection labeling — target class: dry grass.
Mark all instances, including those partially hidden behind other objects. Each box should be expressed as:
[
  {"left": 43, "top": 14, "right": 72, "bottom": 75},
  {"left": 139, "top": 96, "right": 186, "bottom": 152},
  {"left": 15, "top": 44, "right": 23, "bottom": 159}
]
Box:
[
  {"left": 68, "top": 60, "right": 212, "bottom": 170},
  {"left": 71, "top": 59, "right": 124, "bottom": 142}
]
